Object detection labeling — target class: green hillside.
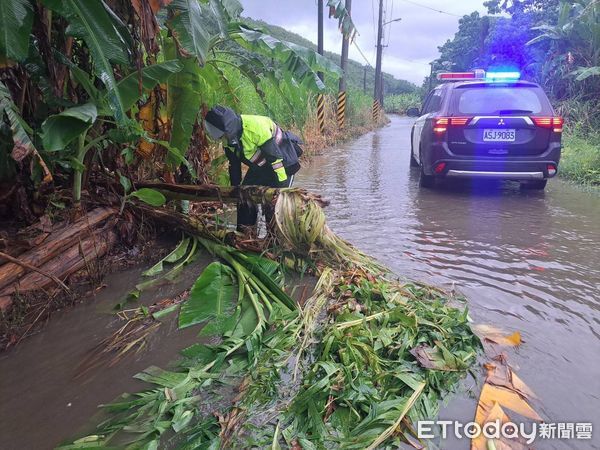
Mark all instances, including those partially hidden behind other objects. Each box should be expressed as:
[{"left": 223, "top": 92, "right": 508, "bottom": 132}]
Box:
[{"left": 242, "top": 18, "right": 418, "bottom": 96}]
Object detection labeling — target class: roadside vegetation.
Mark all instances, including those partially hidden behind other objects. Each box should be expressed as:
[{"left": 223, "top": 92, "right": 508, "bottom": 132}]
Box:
[
  {"left": 560, "top": 132, "right": 600, "bottom": 185},
  {"left": 244, "top": 17, "right": 419, "bottom": 102},
  {"left": 0, "top": 0, "right": 394, "bottom": 230},
  {"left": 422, "top": 0, "right": 599, "bottom": 186},
  {"left": 383, "top": 92, "right": 421, "bottom": 115}
]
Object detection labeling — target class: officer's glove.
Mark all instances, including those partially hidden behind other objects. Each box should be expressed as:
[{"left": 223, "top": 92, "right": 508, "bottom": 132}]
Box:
[{"left": 276, "top": 179, "right": 289, "bottom": 189}]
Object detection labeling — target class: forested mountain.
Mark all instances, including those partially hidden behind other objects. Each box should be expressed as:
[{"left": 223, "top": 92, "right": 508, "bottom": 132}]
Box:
[{"left": 243, "top": 17, "right": 419, "bottom": 95}]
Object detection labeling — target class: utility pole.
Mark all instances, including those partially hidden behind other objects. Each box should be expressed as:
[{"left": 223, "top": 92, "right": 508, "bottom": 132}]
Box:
[
  {"left": 338, "top": 0, "right": 352, "bottom": 92},
  {"left": 316, "top": 0, "right": 326, "bottom": 133},
  {"left": 428, "top": 62, "right": 434, "bottom": 92},
  {"left": 317, "top": 0, "right": 324, "bottom": 82},
  {"left": 374, "top": 0, "right": 384, "bottom": 104},
  {"left": 363, "top": 65, "right": 367, "bottom": 93}
]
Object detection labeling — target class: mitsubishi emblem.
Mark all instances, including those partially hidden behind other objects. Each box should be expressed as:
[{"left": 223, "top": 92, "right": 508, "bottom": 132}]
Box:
[{"left": 498, "top": 118, "right": 506, "bottom": 126}]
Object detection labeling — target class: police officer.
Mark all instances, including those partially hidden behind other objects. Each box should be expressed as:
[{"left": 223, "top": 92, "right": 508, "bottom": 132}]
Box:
[{"left": 204, "top": 105, "right": 301, "bottom": 231}]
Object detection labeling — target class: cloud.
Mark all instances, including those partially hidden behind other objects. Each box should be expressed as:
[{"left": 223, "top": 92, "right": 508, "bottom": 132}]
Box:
[{"left": 241, "top": 0, "right": 489, "bottom": 83}]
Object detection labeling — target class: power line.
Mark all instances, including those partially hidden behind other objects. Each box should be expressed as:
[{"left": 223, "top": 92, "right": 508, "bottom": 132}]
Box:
[
  {"left": 383, "top": 0, "right": 394, "bottom": 53},
  {"left": 386, "top": 0, "right": 394, "bottom": 48},
  {"left": 397, "top": 0, "right": 462, "bottom": 17},
  {"left": 392, "top": 56, "right": 431, "bottom": 66},
  {"left": 371, "top": 0, "right": 377, "bottom": 45},
  {"left": 353, "top": 40, "right": 374, "bottom": 68}
]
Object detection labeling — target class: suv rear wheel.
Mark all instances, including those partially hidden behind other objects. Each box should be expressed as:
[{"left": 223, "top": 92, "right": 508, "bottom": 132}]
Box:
[
  {"left": 521, "top": 179, "right": 547, "bottom": 190},
  {"left": 419, "top": 164, "right": 435, "bottom": 188},
  {"left": 409, "top": 147, "right": 419, "bottom": 167}
]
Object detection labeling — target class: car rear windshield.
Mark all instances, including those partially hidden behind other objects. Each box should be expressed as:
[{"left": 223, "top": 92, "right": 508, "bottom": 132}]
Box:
[{"left": 451, "top": 86, "right": 549, "bottom": 115}]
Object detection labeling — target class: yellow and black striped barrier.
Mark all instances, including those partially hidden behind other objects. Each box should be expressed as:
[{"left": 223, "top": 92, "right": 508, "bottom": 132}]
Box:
[
  {"left": 337, "top": 90, "right": 347, "bottom": 130},
  {"left": 317, "top": 93, "right": 326, "bottom": 134},
  {"left": 372, "top": 99, "right": 381, "bottom": 122}
]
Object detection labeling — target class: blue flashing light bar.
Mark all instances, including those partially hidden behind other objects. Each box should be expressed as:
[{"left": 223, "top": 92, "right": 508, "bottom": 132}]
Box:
[{"left": 485, "top": 71, "right": 521, "bottom": 81}]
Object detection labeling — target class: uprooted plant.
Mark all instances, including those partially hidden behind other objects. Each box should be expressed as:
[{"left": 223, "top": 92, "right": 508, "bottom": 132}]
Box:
[{"left": 58, "top": 189, "right": 489, "bottom": 449}]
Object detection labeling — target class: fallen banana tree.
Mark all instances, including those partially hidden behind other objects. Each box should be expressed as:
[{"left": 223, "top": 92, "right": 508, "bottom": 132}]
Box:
[
  {"left": 59, "top": 187, "right": 538, "bottom": 449},
  {"left": 0, "top": 207, "right": 117, "bottom": 315}
]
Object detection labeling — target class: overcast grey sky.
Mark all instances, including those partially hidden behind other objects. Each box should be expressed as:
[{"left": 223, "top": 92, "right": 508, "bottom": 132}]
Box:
[{"left": 241, "top": 0, "right": 489, "bottom": 84}]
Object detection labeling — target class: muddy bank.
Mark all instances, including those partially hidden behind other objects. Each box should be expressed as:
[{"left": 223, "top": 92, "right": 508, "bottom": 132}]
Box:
[{"left": 0, "top": 225, "right": 171, "bottom": 352}]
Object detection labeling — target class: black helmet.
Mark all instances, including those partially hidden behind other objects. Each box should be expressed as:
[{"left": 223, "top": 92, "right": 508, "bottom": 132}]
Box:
[{"left": 204, "top": 105, "right": 242, "bottom": 145}]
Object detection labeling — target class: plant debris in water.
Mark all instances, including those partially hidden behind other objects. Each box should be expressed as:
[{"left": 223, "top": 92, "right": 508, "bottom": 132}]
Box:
[{"left": 60, "top": 190, "right": 483, "bottom": 449}]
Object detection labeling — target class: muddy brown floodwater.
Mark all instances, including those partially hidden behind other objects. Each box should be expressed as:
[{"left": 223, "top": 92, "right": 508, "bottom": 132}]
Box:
[
  {"left": 296, "top": 115, "right": 600, "bottom": 449},
  {"left": 0, "top": 254, "right": 214, "bottom": 450}
]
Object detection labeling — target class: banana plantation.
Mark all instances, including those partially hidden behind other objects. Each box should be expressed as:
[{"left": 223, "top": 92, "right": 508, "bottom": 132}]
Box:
[{"left": 0, "top": 1, "right": 539, "bottom": 449}]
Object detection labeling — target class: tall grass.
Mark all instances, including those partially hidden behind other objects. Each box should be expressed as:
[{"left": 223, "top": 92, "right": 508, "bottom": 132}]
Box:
[
  {"left": 383, "top": 92, "right": 421, "bottom": 114},
  {"left": 555, "top": 98, "right": 600, "bottom": 137},
  {"left": 560, "top": 132, "right": 600, "bottom": 186},
  {"left": 346, "top": 87, "right": 373, "bottom": 128},
  {"left": 300, "top": 89, "right": 386, "bottom": 155},
  {"left": 554, "top": 99, "right": 600, "bottom": 186}
]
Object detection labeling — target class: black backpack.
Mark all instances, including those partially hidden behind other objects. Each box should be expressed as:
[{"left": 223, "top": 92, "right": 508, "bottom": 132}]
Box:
[{"left": 279, "top": 130, "right": 304, "bottom": 176}]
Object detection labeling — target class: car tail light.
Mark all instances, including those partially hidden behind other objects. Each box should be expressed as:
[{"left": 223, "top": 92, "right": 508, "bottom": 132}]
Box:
[
  {"left": 531, "top": 116, "right": 563, "bottom": 133},
  {"left": 434, "top": 162, "right": 447, "bottom": 174},
  {"left": 547, "top": 164, "right": 557, "bottom": 177},
  {"left": 552, "top": 116, "right": 564, "bottom": 133},
  {"left": 433, "top": 117, "right": 471, "bottom": 134},
  {"left": 450, "top": 117, "right": 471, "bottom": 126},
  {"left": 433, "top": 118, "right": 449, "bottom": 134}
]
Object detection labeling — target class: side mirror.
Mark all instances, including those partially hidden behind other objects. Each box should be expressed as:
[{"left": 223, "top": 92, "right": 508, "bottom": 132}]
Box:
[{"left": 406, "top": 107, "right": 421, "bottom": 117}]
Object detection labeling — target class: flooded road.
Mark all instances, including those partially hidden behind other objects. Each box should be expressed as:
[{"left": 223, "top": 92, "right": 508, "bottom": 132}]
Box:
[
  {"left": 0, "top": 115, "right": 598, "bottom": 449},
  {"left": 296, "top": 115, "right": 600, "bottom": 449}
]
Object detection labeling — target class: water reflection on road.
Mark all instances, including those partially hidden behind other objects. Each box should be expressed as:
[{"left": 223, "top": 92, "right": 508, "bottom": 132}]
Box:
[{"left": 296, "top": 115, "right": 600, "bottom": 449}]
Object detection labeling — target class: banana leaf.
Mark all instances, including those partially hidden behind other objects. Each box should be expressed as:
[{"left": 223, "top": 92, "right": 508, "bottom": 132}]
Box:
[
  {"left": 115, "top": 60, "right": 183, "bottom": 111},
  {"left": 142, "top": 237, "right": 191, "bottom": 277},
  {"left": 229, "top": 23, "right": 342, "bottom": 91},
  {"left": 41, "top": 103, "right": 98, "bottom": 152},
  {"left": 0, "top": 81, "right": 52, "bottom": 182},
  {"left": 42, "top": 0, "right": 131, "bottom": 123},
  {"left": 0, "top": 0, "right": 34, "bottom": 63},
  {"left": 166, "top": 0, "right": 212, "bottom": 63},
  {"left": 165, "top": 42, "right": 202, "bottom": 168},
  {"left": 179, "top": 262, "right": 237, "bottom": 329}
]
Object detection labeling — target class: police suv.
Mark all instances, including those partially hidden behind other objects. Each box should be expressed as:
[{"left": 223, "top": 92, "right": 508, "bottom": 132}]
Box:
[{"left": 408, "top": 70, "right": 563, "bottom": 190}]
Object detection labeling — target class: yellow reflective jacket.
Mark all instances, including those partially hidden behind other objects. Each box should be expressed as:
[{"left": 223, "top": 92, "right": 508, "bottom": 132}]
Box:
[{"left": 233, "top": 114, "right": 287, "bottom": 182}]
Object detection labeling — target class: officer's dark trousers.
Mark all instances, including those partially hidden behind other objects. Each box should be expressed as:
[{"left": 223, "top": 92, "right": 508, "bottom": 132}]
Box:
[{"left": 237, "top": 165, "right": 292, "bottom": 231}]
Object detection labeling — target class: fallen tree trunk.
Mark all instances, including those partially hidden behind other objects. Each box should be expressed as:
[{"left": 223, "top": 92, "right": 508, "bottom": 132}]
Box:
[
  {"left": 134, "top": 205, "right": 222, "bottom": 238},
  {"left": 0, "top": 226, "right": 117, "bottom": 297},
  {"left": 135, "top": 183, "right": 329, "bottom": 207},
  {"left": 135, "top": 188, "right": 383, "bottom": 272},
  {"left": 0, "top": 250, "right": 70, "bottom": 293},
  {"left": 0, "top": 207, "right": 115, "bottom": 291},
  {"left": 134, "top": 205, "right": 269, "bottom": 254}
]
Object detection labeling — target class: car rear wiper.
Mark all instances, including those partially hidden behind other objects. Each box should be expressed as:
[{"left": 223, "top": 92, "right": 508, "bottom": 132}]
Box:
[{"left": 495, "top": 109, "right": 533, "bottom": 114}]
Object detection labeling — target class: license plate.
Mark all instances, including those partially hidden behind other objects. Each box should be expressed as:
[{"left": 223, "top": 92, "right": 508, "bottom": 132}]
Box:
[{"left": 483, "top": 129, "right": 516, "bottom": 142}]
